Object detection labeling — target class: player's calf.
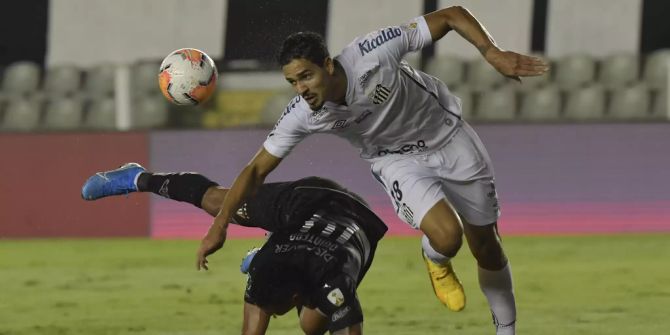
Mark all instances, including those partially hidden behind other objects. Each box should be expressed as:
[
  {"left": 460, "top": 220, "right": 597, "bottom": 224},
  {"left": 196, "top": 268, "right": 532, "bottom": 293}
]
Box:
[{"left": 135, "top": 171, "right": 219, "bottom": 210}]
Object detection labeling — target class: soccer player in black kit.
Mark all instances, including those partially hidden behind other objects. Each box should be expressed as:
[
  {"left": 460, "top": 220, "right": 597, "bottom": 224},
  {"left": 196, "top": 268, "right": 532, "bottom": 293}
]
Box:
[{"left": 81, "top": 163, "right": 387, "bottom": 335}]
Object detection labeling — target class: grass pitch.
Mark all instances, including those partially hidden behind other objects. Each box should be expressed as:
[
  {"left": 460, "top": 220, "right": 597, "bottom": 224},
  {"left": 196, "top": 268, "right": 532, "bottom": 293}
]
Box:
[{"left": 1, "top": 234, "right": 669, "bottom": 334}]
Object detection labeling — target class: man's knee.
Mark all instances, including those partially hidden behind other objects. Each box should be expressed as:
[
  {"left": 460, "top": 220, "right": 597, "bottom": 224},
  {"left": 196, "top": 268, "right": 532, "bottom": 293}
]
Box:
[
  {"left": 463, "top": 223, "right": 507, "bottom": 269},
  {"left": 420, "top": 199, "right": 464, "bottom": 257},
  {"left": 427, "top": 227, "right": 463, "bottom": 257}
]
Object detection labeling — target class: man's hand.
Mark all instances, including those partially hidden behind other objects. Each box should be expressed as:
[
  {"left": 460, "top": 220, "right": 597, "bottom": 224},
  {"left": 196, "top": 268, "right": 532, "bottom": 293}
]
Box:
[
  {"left": 484, "top": 48, "right": 549, "bottom": 82},
  {"left": 196, "top": 218, "right": 228, "bottom": 270}
]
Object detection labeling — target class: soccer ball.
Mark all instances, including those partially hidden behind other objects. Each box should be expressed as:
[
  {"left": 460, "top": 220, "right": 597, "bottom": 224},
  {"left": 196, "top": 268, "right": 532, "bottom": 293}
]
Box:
[{"left": 158, "top": 48, "right": 217, "bottom": 105}]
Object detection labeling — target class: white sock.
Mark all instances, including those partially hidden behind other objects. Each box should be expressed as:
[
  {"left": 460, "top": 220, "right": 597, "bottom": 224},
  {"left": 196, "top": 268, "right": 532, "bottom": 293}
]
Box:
[
  {"left": 479, "top": 263, "right": 516, "bottom": 335},
  {"left": 421, "top": 235, "right": 450, "bottom": 264}
]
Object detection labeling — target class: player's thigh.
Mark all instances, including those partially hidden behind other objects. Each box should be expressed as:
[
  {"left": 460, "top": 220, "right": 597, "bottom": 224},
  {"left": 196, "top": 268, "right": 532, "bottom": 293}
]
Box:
[
  {"left": 442, "top": 177, "right": 500, "bottom": 227},
  {"left": 370, "top": 156, "right": 445, "bottom": 229}
]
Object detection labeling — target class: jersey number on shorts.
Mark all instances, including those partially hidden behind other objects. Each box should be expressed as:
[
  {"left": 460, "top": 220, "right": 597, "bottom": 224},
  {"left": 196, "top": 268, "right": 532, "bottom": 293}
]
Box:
[
  {"left": 391, "top": 180, "right": 414, "bottom": 224},
  {"left": 391, "top": 181, "right": 403, "bottom": 202}
]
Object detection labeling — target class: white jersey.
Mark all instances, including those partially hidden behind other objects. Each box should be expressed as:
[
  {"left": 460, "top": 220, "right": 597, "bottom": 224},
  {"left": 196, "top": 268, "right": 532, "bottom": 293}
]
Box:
[{"left": 264, "top": 16, "right": 464, "bottom": 162}]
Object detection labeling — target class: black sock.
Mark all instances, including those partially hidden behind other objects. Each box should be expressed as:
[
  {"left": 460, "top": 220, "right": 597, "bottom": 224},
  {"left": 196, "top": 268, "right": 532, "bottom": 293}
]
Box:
[{"left": 136, "top": 172, "right": 219, "bottom": 208}]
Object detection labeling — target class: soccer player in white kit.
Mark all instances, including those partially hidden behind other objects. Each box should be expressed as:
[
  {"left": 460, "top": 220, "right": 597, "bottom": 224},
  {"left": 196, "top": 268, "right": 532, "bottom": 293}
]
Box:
[{"left": 197, "top": 6, "right": 549, "bottom": 334}]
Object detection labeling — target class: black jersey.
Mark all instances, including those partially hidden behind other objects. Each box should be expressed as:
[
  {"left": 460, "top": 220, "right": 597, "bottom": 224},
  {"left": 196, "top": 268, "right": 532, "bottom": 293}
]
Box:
[
  {"left": 239, "top": 177, "right": 387, "bottom": 332},
  {"left": 234, "top": 176, "right": 387, "bottom": 242}
]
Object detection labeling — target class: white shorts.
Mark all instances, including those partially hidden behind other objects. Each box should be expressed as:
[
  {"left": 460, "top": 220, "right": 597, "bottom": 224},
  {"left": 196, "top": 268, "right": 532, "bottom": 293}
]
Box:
[{"left": 370, "top": 122, "right": 500, "bottom": 229}]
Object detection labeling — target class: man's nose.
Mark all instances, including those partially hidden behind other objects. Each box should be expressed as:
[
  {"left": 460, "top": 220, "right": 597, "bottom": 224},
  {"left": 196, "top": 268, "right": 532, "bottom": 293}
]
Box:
[{"left": 296, "top": 81, "right": 308, "bottom": 95}]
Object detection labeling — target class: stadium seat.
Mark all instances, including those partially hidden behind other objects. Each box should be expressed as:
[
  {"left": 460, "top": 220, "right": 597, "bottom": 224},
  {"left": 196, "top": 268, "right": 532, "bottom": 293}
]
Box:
[
  {"left": 607, "top": 83, "right": 650, "bottom": 120},
  {"left": 643, "top": 49, "right": 670, "bottom": 90},
  {"left": 43, "top": 65, "right": 82, "bottom": 98},
  {"left": 519, "top": 85, "right": 561, "bottom": 121},
  {"left": 259, "top": 89, "right": 296, "bottom": 127},
  {"left": 132, "top": 95, "right": 168, "bottom": 128},
  {"left": 450, "top": 85, "right": 473, "bottom": 120},
  {"left": 474, "top": 87, "right": 517, "bottom": 121},
  {"left": 83, "top": 64, "right": 116, "bottom": 99},
  {"left": 425, "top": 56, "right": 466, "bottom": 87},
  {"left": 554, "top": 54, "right": 596, "bottom": 90},
  {"left": 85, "top": 97, "right": 116, "bottom": 130},
  {"left": 1, "top": 61, "right": 41, "bottom": 96},
  {"left": 467, "top": 58, "right": 505, "bottom": 92},
  {"left": 131, "top": 61, "right": 161, "bottom": 97},
  {"left": 1, "top": 98, "right": 42, "bottom": 131},
  {"left": 43, "top": 97, "right": 85, "bottom": 130},
  {"left": 564, "top": 85, "right": 606, "bottom": 120},
  {"left": 599, "top": 54, "right": 639, "bottom": 90}
]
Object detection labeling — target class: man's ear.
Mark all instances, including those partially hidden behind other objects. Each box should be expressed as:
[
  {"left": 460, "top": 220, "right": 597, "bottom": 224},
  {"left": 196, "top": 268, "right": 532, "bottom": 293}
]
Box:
[{"left": 324, "top": 57, "right": 335, "bottom": 75}]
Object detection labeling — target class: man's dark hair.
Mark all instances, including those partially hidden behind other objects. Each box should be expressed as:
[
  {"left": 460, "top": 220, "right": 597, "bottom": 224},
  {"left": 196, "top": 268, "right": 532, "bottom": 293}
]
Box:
[{"left": 277, "top": 32, "right": 330, "bottom": 67}]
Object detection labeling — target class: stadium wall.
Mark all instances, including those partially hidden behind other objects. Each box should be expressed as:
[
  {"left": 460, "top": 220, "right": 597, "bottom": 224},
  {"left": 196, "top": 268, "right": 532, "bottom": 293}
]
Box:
[
  {"left": 0, "top": 132, "right": 150, "bottom": 238},
  {"left": 2, "top": 124, "right": 669, "bottom": 238},
  {"left": 545, "top": 0, "right": 642, "bottom": 57},
  {"left": 41, "top": 0, "right": 670, "bottom": 69},
  {"left": 435, "top": 0, "right": 534, "bottom": 59},
  {"left": 149, "top": 124, "right": 670, "bottom": 238},
  {"left": 47, "top": 0, "right": 227, "bottom": 67}
]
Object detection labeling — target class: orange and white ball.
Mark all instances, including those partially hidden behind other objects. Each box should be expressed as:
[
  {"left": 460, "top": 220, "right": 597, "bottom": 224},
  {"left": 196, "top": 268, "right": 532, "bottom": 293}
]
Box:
[{"left": 158, "top": 48, "right": 217, "bottom": 105}]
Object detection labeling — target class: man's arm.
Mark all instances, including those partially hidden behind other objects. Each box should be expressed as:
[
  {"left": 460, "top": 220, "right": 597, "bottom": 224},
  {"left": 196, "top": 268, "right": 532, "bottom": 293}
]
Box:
[
  {"left": 424, "top": 6, "right": 548, "bottom": 79},
  {"left": 196, "top": 147, "right": 282, "bottom": 270},
  {"left": 242, "top": 302, "right": 272, "bottom": 335}
]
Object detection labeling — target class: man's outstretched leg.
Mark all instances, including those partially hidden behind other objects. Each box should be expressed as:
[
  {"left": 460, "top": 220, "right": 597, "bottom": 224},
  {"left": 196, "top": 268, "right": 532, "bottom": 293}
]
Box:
[
  {"left": 419, "top": 199, "right": 466, "bottom": 312},
  {"left": 463, "top": 222, "right": 516, "bottom": 335},
  {"left": 81, "top": 163, "right": 224, "bottom": 216}
]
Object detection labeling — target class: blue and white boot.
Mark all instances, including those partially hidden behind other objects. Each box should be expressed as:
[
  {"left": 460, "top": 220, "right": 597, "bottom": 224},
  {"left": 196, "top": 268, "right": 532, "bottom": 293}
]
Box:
[
  {"left": 81, "top": 163, "right": 146, "bottom": 200},
  {"left": 240, "top": 247, "right": 261, "bottom": 274}
]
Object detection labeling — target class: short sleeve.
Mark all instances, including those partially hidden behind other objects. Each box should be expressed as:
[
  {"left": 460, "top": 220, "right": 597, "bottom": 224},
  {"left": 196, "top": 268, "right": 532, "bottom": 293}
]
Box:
[
  {"left": 353, "top": 16, "right": 433, "bottom": 63},
  {"left": 401, "top": 16, "right": 433, "bottom": 53},
  {"left": 263, "top": 96, "right": 311, "bottom": 158}
]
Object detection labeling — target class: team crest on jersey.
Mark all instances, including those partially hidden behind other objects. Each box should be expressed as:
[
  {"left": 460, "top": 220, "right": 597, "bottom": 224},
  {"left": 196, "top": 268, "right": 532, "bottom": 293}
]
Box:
[
  {"left": 327, "top": 288, "right": 345, "bottom": 306},
  {"left": 371, "top": 84, "right": 391, "bottom": 104}
]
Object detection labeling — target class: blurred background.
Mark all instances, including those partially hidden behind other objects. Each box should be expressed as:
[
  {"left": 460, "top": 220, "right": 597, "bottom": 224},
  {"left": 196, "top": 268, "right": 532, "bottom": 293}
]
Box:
[
  {"left": 0, "top": 0, "right": 670, "bottom": 237},
  {"left": 1, "top": 0, "right": 668, "bottom": 238},
  {"left": 1, "top": 1, "right": 670, "bottom": 334}
]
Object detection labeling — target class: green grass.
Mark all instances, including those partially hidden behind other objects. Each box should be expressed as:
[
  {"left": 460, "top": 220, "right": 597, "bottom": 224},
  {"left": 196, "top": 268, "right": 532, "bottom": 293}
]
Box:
[{"left": 1, "top": 234, "right": 669, "bottom": 334}]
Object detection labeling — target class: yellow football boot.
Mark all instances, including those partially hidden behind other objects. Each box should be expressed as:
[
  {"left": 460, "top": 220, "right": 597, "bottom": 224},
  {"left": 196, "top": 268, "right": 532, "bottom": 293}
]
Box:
[{"left": 422, "top": 252, "right": 466, "bottom": 311}]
